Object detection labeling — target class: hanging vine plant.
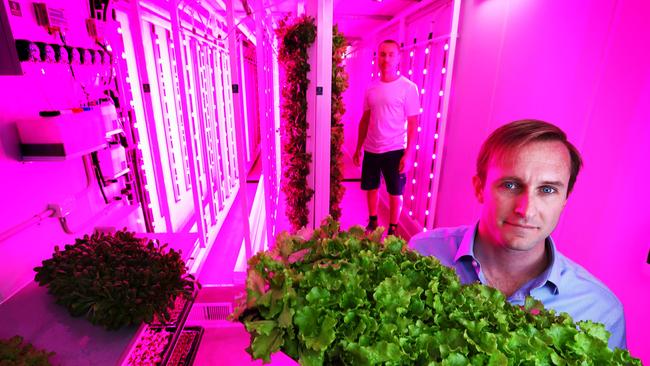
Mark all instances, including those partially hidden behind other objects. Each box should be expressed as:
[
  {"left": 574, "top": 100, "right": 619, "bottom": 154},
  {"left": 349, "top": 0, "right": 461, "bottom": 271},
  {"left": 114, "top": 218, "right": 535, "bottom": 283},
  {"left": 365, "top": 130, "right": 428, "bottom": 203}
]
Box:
[
  {"left": 329, "top": 25, "right": 349, "bottom": 222},
  {"left": 276, "top": 16, "right": 349, "bottom": 230}
]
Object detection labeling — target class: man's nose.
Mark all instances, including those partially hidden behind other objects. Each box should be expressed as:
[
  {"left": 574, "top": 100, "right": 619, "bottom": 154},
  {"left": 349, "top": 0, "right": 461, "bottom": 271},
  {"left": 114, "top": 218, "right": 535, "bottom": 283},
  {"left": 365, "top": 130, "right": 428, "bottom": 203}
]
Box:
[{"left": 514, "top": 191, "right": 535, "bottom": 219}]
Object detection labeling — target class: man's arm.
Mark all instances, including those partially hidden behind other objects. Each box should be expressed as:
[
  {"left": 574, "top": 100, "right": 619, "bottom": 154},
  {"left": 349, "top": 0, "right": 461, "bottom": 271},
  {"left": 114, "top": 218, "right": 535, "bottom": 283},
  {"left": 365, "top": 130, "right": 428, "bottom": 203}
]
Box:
[
  {"left": 604, "top": 303, "right": 627, "bottom": 350},
  {"left": 399, "top": 115, "right": 419, "bottom": 173},
  {"left": 353, "top": 110, "right": 371, "bottom": 166}
]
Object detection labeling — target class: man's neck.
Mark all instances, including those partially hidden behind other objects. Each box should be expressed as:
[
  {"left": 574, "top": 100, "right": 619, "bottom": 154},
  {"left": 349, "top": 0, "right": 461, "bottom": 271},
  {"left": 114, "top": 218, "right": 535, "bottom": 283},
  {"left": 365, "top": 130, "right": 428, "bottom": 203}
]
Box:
[
  {"left": 474, "top": 229, "right": 549, "bottom": 297},
  {"left": 380, "top": 71, "right": 400, "bottom": 82}
]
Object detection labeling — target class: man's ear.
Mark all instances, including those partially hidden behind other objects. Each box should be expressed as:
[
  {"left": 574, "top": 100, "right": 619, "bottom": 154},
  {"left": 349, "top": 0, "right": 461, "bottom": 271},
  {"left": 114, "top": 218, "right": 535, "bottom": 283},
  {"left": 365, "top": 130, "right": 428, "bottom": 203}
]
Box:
[{"left": 472, "top": 175, "right": 484, "bottom": 204}]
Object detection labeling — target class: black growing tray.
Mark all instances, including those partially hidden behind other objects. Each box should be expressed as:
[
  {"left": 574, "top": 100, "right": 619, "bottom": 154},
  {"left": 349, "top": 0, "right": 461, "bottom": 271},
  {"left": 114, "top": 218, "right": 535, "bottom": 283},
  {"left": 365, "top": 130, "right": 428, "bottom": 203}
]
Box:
[
  {"left": 125, "top": 327, "right": 175, "bottom": 366},
  {"left": 166, "top": 326, "right": 204, "bottom": 366}
]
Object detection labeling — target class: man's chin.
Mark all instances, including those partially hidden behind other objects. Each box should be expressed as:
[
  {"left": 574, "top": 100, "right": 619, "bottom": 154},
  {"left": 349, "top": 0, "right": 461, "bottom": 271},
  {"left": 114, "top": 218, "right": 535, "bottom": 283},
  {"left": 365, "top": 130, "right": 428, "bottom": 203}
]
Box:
[{"left": 503, "top": 236, "right": 544, "bottom": 252}]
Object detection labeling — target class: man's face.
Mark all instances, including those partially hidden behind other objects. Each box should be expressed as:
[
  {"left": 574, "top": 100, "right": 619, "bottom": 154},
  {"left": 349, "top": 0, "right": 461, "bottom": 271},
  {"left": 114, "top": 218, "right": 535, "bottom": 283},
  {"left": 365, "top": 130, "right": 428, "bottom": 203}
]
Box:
[
  {"left": 378, "top": 42, "right": 401, "bottom": 75},
  {"left": 473, "top": 140, "right": 571, "bottom": 252}
]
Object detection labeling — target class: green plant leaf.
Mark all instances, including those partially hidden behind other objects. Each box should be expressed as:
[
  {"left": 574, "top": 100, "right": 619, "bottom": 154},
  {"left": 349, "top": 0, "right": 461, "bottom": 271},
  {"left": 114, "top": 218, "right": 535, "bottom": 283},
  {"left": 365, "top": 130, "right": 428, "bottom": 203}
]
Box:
[{"left": 233, "top": 219, "right": 642, "bottom": 365}]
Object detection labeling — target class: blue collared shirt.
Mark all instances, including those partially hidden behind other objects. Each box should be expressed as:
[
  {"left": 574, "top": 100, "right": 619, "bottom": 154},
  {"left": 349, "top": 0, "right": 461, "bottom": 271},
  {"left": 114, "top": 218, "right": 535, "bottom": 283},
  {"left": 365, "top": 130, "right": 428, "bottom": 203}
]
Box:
[{"left": 409, "top": 223, "right": 627, "bottom": 350}]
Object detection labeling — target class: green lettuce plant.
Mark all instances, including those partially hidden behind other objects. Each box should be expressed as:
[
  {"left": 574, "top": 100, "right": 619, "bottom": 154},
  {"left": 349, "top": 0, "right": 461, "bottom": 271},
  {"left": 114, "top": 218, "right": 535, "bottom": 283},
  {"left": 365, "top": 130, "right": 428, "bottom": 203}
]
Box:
[
  {"left": 276, "top": 16, "right": 349, "bottom": 230},
  {"left": 233, "top": 219, "right": 641, "bottom": 365},
  {"left": 0, "top": 335, "right": 55, "bottom": 366},
  {"left": 34, "top": 229, "right": 200, "bottom": 330}
]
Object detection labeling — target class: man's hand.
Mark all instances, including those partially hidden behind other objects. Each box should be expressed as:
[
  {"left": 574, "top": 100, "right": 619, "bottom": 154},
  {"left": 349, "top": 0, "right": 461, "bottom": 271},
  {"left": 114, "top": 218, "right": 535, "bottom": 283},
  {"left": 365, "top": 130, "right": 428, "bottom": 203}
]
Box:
[
  {"left": 399, "top": 151, "right": 414, "bottom": 173},
  {"left": 353, "top": 149, "right": 362, "bottom": 167}
]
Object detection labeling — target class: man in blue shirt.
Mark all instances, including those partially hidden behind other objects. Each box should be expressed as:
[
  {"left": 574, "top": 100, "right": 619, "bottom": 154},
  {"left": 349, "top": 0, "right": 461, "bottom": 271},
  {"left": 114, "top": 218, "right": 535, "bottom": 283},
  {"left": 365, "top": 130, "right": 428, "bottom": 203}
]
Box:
[{"left": 409, "top": 120, "right": 626, "bottom": 350}]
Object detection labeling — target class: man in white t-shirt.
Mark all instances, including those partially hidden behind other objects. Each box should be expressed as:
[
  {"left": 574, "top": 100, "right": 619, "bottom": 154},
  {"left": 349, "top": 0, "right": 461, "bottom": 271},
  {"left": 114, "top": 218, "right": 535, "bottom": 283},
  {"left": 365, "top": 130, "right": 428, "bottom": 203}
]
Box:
[{"left": 353, "top": 40, "right": 421, "bottom": 236}]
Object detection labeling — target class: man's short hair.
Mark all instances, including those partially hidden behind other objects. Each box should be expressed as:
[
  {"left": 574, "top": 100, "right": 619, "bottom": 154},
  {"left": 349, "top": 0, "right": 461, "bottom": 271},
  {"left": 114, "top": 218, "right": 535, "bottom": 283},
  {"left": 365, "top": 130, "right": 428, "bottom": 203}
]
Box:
[
  {"left": 476, "top": 119, "right": 583, "bottom": 195},
  {"left": 379, "top": 39, "right": 401, "bottom": 52}
]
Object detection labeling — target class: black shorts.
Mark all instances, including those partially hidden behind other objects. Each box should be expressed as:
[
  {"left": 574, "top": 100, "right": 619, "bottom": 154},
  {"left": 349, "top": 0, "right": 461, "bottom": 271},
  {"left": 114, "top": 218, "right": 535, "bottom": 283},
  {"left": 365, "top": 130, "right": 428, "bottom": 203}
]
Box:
[{"left": 361, "top": 149, "right": 407, "bottom": 196}]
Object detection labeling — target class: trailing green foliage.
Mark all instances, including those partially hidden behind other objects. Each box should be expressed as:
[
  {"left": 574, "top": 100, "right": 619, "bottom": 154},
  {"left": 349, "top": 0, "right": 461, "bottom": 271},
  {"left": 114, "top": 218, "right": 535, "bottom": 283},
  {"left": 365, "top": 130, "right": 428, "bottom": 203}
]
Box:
[
  {"left": 233, "top": 219, "right": 641, "bottom": 365},
  {"left": 34, "top": 230, "right": 200, "bottom": 330},
  {"left": 0, "top": 335, "right": 55, "bottom": 366}
]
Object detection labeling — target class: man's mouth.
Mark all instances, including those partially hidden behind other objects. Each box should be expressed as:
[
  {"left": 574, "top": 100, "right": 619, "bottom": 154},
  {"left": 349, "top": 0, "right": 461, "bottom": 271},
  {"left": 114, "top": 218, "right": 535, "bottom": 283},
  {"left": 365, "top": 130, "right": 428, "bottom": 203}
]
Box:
[{"left": 504, "top": 221, "right": 538, "bottom": 229}]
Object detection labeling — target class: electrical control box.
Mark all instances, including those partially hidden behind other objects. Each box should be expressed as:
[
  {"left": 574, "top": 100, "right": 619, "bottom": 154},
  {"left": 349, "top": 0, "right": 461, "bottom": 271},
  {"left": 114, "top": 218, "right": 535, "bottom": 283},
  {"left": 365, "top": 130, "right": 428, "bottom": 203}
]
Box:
[
  {"left": 17, "top": 107, "right": 108, "bottom": 161},
  {"left": 97, "top": 144, "right": 129, "bottom": 181}
]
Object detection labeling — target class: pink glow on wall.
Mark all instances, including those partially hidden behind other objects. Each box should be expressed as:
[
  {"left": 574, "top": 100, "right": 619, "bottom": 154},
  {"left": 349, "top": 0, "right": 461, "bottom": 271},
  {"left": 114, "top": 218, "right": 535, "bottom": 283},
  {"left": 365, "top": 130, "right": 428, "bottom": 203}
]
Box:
[{"left": 437, "top": 0, "right": 650, "bottom": 362}]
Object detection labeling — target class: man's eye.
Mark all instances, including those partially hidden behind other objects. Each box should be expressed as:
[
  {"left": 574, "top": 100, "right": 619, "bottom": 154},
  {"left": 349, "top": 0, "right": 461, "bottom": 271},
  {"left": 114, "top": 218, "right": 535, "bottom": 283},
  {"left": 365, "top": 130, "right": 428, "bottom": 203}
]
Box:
[
  {"left": 540, "top": 186, "right": 557, "bottom": 194},
  {"left": 504, "top": 182, "right": 518, "bottom": 190}
]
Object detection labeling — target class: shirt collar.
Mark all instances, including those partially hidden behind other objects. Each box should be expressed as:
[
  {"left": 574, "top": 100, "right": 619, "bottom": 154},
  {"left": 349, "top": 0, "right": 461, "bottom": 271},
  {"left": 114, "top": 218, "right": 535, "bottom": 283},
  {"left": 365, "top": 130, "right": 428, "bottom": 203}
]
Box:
[
  {"left": 453, "top": 222, "right": 479, "bottom": 263},
  {"left": 542, "top": 236, "right": 562, "bottom": 293},
  {"left": 453, "top": 221, "right": 562, "bottom": 294}
]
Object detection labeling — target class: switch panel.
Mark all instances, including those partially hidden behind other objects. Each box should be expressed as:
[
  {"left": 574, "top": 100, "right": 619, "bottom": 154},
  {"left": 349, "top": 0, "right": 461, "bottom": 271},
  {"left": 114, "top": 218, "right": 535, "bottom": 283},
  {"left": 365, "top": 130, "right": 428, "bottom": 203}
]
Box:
[{"left": 17, "top": 106, "right": 109, "bottom": 161}]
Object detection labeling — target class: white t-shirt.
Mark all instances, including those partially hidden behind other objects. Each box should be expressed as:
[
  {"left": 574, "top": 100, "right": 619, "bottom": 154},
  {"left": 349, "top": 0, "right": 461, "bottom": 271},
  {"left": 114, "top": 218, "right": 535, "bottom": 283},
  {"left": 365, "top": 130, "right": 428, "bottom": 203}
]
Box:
[{"left": 363, "top": 76, "right": 420, "bottom": 154}]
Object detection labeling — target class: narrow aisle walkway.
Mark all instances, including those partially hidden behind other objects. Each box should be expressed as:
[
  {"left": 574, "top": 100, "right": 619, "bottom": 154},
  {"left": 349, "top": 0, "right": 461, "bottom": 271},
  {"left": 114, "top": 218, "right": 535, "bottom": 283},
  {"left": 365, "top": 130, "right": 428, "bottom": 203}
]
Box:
[
  {"left": 196, "top": 189, "right": 246, "bottom": 285},
  {"left": 198, "top": 150, "right": 397, "bottom": 285},
  {"left": 271, "top": 150, "right": 393, "bottom": 237}
]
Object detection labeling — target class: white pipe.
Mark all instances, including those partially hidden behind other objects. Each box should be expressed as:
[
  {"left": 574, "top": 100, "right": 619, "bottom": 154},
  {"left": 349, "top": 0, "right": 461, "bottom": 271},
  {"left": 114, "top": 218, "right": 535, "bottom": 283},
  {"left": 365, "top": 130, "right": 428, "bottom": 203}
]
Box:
[
  {"left": 58, "top": 201, "right": 123, "bottom": 235},
  {"left": 0, "top": 208, "right": 56, "bottom": 243}
]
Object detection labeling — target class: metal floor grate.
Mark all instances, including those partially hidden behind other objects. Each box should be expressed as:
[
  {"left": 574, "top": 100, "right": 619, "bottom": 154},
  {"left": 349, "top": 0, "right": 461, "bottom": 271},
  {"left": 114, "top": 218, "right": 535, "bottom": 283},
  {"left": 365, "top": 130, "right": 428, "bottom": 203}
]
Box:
[
  {"left": 188, "top": 302, "right": 234, "bottom": 324},
  {"left": 202, "top": 303, "right": 232, "bottom": 321}
]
